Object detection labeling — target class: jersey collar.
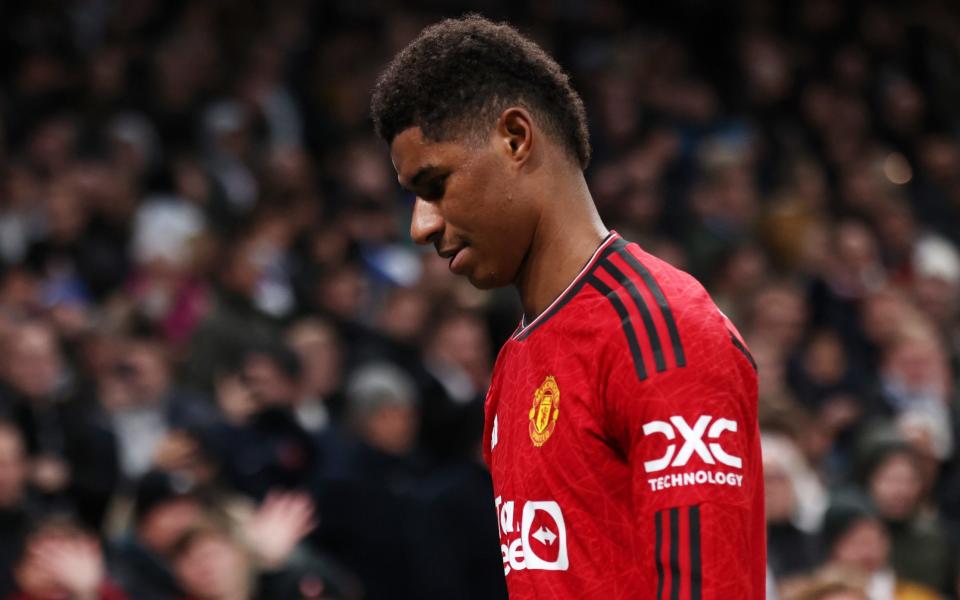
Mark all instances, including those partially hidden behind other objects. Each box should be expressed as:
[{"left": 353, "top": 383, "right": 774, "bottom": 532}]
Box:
[{"left": 513, "top": 230, "right": 620, "bottom": 340}]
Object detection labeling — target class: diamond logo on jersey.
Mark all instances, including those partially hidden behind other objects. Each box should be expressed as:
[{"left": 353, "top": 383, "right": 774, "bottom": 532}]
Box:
[
  {"left": 521, "top": 501, "right": 568, "bottom": 570},
  {"left": 496, "top": 497, "right": 570, "bottom": 574},
  {"left": 529, "top": 375, "right": 560, "bottom": 447}
]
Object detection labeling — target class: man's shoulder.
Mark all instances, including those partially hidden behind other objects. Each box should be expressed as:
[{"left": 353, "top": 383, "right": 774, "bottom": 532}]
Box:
[{"left": 502, "top": 234, "right": 721, "bottom": 368}]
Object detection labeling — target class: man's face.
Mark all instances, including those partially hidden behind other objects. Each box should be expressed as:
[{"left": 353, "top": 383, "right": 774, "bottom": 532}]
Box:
[
  {"left": 243, "top": 354, "right": 299, "bottom": 407},
  {"left": 5, "top": 325, "right": 63, "bottom": 400},
  {"left": 390, "top": 126, "right": 538, "bottom": 289}
]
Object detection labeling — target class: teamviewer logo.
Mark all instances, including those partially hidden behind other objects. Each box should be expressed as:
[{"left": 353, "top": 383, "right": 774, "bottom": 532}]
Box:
[
  {"left": 497, "top": 498, "right": 569, "bottom": 575},
  {"left": 641, "top": 415, "right": 742, "bottom": 473},
  {"left": 521, "top": 501, "right": 569, "bottom": 571}
]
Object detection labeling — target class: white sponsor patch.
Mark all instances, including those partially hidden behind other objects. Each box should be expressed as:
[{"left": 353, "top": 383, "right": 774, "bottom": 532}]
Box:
[
  {"left": 496, "top": 497, "right": 569, "bottom": 575},
  {"left": 641, "top": 415, "right": 743, "bottom": 473}
]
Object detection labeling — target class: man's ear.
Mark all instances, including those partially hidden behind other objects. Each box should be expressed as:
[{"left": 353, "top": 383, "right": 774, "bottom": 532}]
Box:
[{"left": 496, "top": 107, "right": 533, "bottom": 165}]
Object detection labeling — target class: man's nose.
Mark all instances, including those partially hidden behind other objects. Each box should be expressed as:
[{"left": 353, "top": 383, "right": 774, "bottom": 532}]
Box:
[{"left": 410, "top": 197, "right": 444, "bottom": 246}]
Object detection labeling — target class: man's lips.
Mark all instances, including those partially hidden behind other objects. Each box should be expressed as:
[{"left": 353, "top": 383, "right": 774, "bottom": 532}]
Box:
[
  {"left": 438, "top": 245, "right": 467, "bottom": 273},
  {"left": 437, "top": 245, "right": 463, "bottom": 260}
]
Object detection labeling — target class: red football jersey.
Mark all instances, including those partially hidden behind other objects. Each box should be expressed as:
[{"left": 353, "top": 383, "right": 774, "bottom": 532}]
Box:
[{"left": 482, "top": 232, "right": 765, "bottom": 599}]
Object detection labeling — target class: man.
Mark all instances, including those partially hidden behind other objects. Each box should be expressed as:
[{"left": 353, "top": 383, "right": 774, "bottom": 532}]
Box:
[
  {"left": 371, "top": 15, "right": 764, "bottom": 599},
  {"left": 212, "top": 343, "right": 316, "bottom": 500},
  {"left": 110, "top": 470, "right": 208, "bottom": 600},
  {"left": 0, "top": 321, "right": 119, "bottom": 529},
  {"left": 100, "top": 336, "right": 220, "bottom": 482}
]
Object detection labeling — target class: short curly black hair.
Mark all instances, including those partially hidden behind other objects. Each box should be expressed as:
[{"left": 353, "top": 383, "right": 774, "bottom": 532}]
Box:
[{"left": 371, "top": 15, "right": 591, "bottom": 170}]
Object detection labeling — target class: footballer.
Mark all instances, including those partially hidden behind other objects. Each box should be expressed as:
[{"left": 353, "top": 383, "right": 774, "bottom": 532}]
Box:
[{"left": 371, "top": 15, "right": 765, "bottom": 599}]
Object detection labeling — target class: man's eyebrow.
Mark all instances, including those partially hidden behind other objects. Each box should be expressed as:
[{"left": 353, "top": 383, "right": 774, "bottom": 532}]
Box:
[{"left": 399, "top": 165, "right": 442, "bottom": 191}]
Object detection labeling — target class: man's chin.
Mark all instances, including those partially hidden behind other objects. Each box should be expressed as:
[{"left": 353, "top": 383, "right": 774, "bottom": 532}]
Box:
[{"left": 465, "top": 267, "right": 508, "bottom": 290}]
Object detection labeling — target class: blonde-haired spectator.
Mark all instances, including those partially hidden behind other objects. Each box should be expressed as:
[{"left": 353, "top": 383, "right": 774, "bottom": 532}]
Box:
[{"left": 780, "top": 567, "right": 869, "bottom": 600}]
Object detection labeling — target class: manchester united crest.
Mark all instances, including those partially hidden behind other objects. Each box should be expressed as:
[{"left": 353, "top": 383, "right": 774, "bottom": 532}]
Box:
[{"left": 529, "top": 375, "right": 560, "bottom": 447}]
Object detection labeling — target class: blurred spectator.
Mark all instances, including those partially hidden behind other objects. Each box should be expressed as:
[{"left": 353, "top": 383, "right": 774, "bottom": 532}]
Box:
[
  {"left": 763, "top": 434, "right": 825, "bottom": 581},
  {"left": 170, "top": 491, "right": 354, "bottom": 600},
  {"left": 109, "top": 471, "right": 209, "bottom": 600},
  {"left": 0, "top": 423, "right": 38, "bottom": 599},
  {"left": 857, "top": 441, "right": 955, "bottom": 593},
  {"left": 343, "top": 362, "right": 419, "bottom": 472},
  {"left": 285, "top": 318, "right": 344, "bottom": 432},
  {"left": 424, "top": 312, "right": 491, "bottom": 405},
  {"left": 878, "top": 327, "right": 952, "bottom": 425},
  {"left": 0, "top": 322, "right": 118, "bottom": 529},
  {"left": 181, "top": 239, "right": 285, "bottom": 393},
  {"left": 781, "top": 569, "right": 870, "bottom": 600},
  {"left": 818, "top": 496, "right": 940, "bottom": 600},
  {"left": 309, "top": 363, "right": 422, "bottom": 600},
  {"left": 127, "top": 195, "right": 211, "bottom": 345},
  {"left": 98, "top": 337, "right": 219, "bottom": 482},
  {"left": 9, "top": 516, "right": 128, "bottom": 600},
  {"left": 213, "top": 344, "right": 316, "bottom": 500},
  {"left": 418, "top": 311, "right": 491, "bottom": 459},
  {"left": 747, "top": 280, "right": 809, "bottom": 351}
]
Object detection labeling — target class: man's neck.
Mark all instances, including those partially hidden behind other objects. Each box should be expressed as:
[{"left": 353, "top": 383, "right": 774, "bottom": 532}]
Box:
[{"left": 515, "top": 174, "right": 607, "bottom": 323}]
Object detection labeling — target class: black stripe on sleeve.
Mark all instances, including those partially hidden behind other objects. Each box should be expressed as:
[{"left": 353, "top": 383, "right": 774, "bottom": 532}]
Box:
[
  {"left": 615, "top": 242, "right": 687, "bottom": 368},
  {"left": 599, "top": 261, "right": 666, "bottom": 372},
  {"left": 586, "top": 273, "right": 647, "bottom": 382},
  {"left": 689, "top": 506, "right": 702, "bottom": 600},
  {"left": 730, "top": 334, "right": 757, "bottom": 371},
  {"left": 655, "top": 511, "right": 664, "bottom": 600},
  {"left": 669, "top": 507, "right": 680, "bottom": 600}
]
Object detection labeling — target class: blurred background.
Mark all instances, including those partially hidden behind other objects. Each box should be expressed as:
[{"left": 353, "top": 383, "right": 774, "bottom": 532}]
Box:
[{"left": 0, "top": 1, "right": 959, "bottom": 599}]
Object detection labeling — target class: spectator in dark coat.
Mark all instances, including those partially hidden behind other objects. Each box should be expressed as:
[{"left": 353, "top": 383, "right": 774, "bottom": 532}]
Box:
[
  {"left": 212, "top": 344, "right": 316, "bottom": 500},
  {"left": 0, "top": 322, "right": 119, "bottom": 530},
  {"left": 309, "top": 363, "right": 422, "bottom": 600}
]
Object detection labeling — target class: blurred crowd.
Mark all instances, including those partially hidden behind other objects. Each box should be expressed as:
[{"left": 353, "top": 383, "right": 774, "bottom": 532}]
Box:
[{"left": 0, "top": 0, "right": 959, "bottom": 599}]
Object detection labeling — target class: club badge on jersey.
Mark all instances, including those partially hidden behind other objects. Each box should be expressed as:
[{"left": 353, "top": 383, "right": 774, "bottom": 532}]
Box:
[{"left": 529, "top": 375, "right": 560, "bottom": 447}]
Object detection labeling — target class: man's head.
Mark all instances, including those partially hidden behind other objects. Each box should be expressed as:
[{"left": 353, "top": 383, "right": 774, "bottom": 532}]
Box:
[
  {"left": 371, "top": 15, "right": 590, "bottom": 289},
  {"left": 134, "top": 470, "right": 206, "bottom": 555},
  {"left": 346, "top": 362, "right": 419, "bottom": 455},
  {"left": 823, "top": 497, "right": 890, "bottom": 575},
  {"left": 108, "top": 337, "right": 172, "bottom": 408},
  {"left": 3, "top": 322, "right": 64, "bottom": 401},
  {"left": 172, "top": 524, "right": 251, "bottom": 600},
  {"left": 241, "top": 343, "right": 303, "bottom": 409}
]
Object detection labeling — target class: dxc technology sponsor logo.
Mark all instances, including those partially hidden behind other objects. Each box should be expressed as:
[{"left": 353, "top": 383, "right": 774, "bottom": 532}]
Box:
[{"left": 641, "top": 415, "right": 744, "bottom": 492}]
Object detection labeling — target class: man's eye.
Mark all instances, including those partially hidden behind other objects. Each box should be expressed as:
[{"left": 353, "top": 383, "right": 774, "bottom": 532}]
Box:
[{"left": 423, "top": 176, "right": 448, "bottom": 200}]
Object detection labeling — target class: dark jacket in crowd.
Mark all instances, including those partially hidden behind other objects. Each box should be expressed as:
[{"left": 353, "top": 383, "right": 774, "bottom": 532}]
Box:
[
  {"left": 213, "top": 407, "right": 316, "bottom": 499},
  {"left": 108, "top": 538, "right": 182, "bottom": 600},
  {"left": 0, "top": 385, "right": 119, "bottom": 529}
]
